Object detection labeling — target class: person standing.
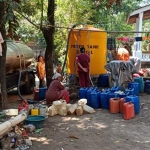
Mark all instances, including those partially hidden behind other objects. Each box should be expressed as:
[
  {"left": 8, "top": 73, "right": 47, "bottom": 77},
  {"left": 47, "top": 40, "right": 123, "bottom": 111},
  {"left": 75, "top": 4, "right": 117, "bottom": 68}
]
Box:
[
  {"left": 37, "top": 55, "right": 46, "bottom": 88},
  {"left": 56, "top": 63, "right": 62, "bottom": 73},
  {"left": 76, "top": 47, "right": 90, "bottom": 87}
]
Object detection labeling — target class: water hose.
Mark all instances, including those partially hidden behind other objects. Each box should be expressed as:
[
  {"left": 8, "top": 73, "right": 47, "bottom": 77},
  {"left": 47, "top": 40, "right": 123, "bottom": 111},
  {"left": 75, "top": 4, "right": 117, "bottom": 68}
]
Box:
[
  {"left": 66, "top": 27, "right": 83, "bottom": 85},
  {"left": 17, "top": 69, "right": 25, "bottom": 100},
  {"left": 62, "top": 23, "right": 85, "bottom": 74},
  {"left": 62, "top": 23, "right": 94, "bottom": 86},
  {"left": 62, "top": 23, "right": 85, "bottom": 85},
  {"left": 89, "top": 73, "right": 94, "bottom": 87},
  {"left": 87, "top": 30, "right": 94, "bottom": 87},
  {"left": 17, "top": 69, "right": 41, "bottom": 104}
]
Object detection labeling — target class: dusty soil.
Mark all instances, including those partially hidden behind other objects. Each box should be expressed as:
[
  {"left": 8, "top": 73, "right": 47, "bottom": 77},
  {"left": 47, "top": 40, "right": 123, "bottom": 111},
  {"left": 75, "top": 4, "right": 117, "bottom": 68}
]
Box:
[{"left": 7, "top": 90, "right": 150, "bottom": 150}]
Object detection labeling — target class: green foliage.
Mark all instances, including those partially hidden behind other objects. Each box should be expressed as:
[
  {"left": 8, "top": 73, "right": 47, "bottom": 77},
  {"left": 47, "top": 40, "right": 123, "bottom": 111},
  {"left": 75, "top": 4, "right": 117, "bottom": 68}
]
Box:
[
  {"left": 92, "top": 0, "right": 143, "bottom": 31},
  {"left": 55, "top": 0, "right": 94, "bottom": 26},
  {"left": 18, "top": 0, "right": 47, "bottom": 18},
  {"left": 91, "top": 0, "right": 146, "bottom": 47},
  {"left": 3, "top": 0, "right": 150, "bottom": 54},
  {"left": 54, "top": 0, "right": 95, "bottom": 63},
  {"left": 2, "top": 0, "right": 20, "bottom": 39},
  {"left": 3, "top": 1, "right": 18, "bottom": 23},
  {"left": 14, "top": 0, "right": 49, "bottom": 44}
]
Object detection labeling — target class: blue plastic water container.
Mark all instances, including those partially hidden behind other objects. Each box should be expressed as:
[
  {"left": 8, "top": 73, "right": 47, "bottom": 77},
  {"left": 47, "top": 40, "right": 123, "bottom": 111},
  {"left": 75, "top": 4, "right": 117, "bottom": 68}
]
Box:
[
  {"left": 126, "top": 95, "right": 140, "bottom": 114},
  {"left": 100, "top": 91, "right": 110, "bottom": 109},
  {"left": 125, "top": 88, "right": 134, "bottom": 95},
  {"left": 90, "top": 91, "right": 101, "bottom": 109},
  {"left": 79, "top": 88, "right": 84, "bottom": 99},
  {"left": 144, "top": 80, "right": 150, "bottom": 94},
  {"left": 102, "top": 88, "right": 110, "bottom": 93},
  {"left": 128, "top": 82, "right": 139, "bottom": 96},
  {"left": 98, "top": 92, "right": 102, "bottom": 108},
  {"left": 134, "top": 77, "right": 144, "bottom": 93},
  {"left": 39, "top": 87, "right": 47, "bottom": 100},
  {"left": 79, "top": 87, "right": 88, "bottom": 99},
  {"left": 98, "top": 74, "right": 109, "bottom": 87},
  {"left": 110, "top": 86, "right": 120, "bottom": 92},
  {"left": 118, "top": 92, "right": 129, "bottom": 98},
  {"left": 93, "top": 87, "right": 99, "bottom": 92},
  {"left": 86, "top": 87, "right": 93, "bottom": 106}
]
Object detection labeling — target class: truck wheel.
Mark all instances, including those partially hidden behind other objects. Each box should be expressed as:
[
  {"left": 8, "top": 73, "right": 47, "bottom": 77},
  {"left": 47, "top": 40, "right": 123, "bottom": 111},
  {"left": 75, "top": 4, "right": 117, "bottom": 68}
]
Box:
[
  {"left": 23, "top": 73, "right": 35, "bottom": 94},
  {"left": 19, "top": 86, "right": 24, "bottom": 95}
]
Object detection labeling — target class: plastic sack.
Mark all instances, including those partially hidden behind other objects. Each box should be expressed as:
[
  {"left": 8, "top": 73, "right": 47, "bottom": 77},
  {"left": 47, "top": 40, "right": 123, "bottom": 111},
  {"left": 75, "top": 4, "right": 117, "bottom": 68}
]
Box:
[{"left": 117, "top": 48, "right": 129, "bottom": 62}]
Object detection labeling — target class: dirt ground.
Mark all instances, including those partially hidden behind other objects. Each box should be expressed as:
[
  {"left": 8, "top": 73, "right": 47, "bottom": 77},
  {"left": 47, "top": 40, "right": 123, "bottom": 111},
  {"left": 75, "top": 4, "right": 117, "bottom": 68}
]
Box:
[{"left": 7, "top": 90, "right": 150, "bottom": 150}]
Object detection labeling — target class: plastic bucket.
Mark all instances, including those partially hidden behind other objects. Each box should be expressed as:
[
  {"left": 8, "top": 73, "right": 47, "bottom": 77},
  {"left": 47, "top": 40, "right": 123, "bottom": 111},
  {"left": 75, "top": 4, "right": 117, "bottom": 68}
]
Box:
[
  {"left": 39, "top": 87, "right": 47, "bottom": 100},
  {"left": 98, "top": 74, "right": 109, "bottom": 87},
  {"left": 25, "top": 115, "right": 45, "bottom": 129}
]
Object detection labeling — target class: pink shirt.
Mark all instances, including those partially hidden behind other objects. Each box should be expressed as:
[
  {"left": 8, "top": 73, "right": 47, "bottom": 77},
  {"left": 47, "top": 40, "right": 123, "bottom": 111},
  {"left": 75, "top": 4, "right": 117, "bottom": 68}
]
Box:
[{"left": 46, "top": 80, "right": 65, "bottom": 103}]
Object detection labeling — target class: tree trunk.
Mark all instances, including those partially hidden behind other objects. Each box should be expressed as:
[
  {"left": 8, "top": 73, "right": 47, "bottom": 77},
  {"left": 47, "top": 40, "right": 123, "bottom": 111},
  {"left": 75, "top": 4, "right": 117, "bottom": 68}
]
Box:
[
  {"left": 42, "top": 28, "right": 54, "bottom": 87},
  {"left": 0, "top": 1, "right": 8, "bottom": 110},
  {"left": 42, "top": 0, "right": 55, "bottom": 87}
]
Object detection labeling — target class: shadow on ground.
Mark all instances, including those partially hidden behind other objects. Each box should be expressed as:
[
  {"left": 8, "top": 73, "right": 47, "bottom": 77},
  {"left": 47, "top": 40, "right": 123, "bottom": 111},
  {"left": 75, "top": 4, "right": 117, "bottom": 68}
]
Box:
[{"left": 7, "top": 90, "right": 150, "bottom": 150}]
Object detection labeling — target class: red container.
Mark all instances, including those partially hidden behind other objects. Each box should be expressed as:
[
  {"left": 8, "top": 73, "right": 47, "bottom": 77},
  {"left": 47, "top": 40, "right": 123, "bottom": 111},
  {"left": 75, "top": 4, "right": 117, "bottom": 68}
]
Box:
[
  {"left": 123, "top": 102, "right": 135, "bottom": 120},
  {"left": 119, "top": 98, "right": 126, "bottom": 114},
  {"left": 33, "top": 87, "right": 39, "bottom": 100},
  {"left": 34, "top": 90, "right": 39, "bottom": 100},
  {"left": 129, "top": 102, "right": 135, "bottom": 118},
  {"left": 63, "top": 92, "right": 70, "bottom": 103},
  {"left": 110, "top": 98, "right": 120, "bottom": 114},
  {"left": 18, "top": 100, "right": 29, "bottom": 112}
]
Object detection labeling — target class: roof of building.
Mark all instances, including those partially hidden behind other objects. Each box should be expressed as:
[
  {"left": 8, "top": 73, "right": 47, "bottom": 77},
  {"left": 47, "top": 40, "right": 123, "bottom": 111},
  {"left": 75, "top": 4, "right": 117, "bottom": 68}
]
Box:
[{"left": 127, "top": 4, "right": 150, "bottom": 24}]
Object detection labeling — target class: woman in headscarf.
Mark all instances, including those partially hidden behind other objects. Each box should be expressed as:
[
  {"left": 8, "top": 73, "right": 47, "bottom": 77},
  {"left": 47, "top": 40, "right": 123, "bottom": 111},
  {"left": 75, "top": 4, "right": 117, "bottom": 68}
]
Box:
[{"left": 46, "top": 73, "right": 69, "bottom": 104}]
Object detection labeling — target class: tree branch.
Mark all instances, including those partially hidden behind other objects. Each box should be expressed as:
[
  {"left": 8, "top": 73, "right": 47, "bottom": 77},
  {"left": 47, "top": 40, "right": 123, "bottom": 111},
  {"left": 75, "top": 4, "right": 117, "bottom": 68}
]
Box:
[{"left": 15, "top": 9, "right": 40, "bottom": 30}]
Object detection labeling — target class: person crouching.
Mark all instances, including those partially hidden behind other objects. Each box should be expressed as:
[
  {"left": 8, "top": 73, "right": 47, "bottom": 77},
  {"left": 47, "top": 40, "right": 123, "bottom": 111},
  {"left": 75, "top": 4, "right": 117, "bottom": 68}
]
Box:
[{"left": 46, "top": 73, "right": 69, "bottom": 104}]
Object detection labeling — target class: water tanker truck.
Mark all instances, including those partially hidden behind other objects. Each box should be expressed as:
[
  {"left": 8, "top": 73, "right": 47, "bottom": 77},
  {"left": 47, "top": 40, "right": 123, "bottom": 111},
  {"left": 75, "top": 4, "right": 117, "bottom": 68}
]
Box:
[{"left": 5, "top": 41, "right": 35, "bottom": 94}]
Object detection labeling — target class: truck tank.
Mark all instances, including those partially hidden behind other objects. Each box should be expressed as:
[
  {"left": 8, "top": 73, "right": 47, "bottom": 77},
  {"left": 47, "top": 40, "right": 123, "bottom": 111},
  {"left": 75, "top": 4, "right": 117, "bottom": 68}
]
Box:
[
  {"left": 6, "top": 41, "right": 34, "bottom": 73},
  {"left": 5, "top": 41, "right": 35, "bottom": 94}
]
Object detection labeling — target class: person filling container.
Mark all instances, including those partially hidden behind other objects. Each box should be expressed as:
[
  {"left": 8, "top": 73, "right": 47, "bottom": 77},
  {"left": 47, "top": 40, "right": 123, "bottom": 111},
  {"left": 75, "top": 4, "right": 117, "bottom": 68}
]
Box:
[
  {"left": 76, "top": 47, "right": 90, "bottom": 87},
  {"left": 46, "top": 73, "right": 69, "bottom": 104}
]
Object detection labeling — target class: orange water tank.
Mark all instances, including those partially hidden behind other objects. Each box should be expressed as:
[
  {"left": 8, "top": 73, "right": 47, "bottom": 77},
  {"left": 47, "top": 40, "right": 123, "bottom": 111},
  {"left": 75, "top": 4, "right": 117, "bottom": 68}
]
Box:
[
  {"left": 119, "top": 98, "right": 126, "bottom": 114},
  {"left": 123, "top": 102, "right": 135, "bottom": 120},
  {"left": 67, "top": 25, "right": 107, "bottom": 75},
  {"left": 110, "top": 98, "right": 120, "bottom": 114}
]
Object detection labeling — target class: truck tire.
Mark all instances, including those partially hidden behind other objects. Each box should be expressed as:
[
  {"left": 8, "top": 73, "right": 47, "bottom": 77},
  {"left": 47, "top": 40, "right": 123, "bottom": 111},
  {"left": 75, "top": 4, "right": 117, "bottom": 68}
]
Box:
[
  {"left": 23, "top": 73, "right": 35, "bottom": 94},
  {"left": 19, "top": 86, "right": 24, "bottom": 95}
]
